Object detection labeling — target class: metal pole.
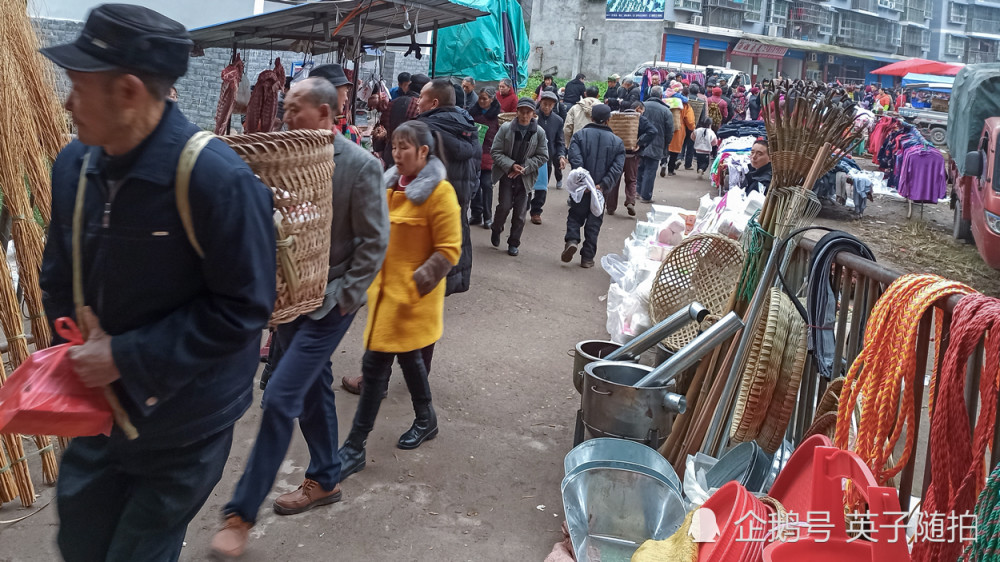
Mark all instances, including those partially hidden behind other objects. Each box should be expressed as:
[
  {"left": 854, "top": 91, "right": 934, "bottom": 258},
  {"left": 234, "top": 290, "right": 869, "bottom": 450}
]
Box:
[{"left": 430, "top": 19, "right": 439, "bottom": 77}]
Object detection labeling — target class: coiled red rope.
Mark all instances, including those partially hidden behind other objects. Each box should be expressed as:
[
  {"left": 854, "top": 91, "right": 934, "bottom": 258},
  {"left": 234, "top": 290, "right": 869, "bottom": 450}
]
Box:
[{"left": 914, "top": 293, "right": 1000, "bottom": 562}]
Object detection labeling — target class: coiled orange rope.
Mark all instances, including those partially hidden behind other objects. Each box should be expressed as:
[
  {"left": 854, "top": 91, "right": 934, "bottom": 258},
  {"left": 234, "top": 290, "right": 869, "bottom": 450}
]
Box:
[
  {"left": 914, "top": 293, "right": 1000, "bottom": 562},
  {"left": 835, "top": 274, "right": 975, "bottom": 486}
]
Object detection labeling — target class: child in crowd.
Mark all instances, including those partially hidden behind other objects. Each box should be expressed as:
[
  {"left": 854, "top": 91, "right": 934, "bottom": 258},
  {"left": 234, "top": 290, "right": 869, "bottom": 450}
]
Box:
[{"left": 691, "top": 117, "right": 718, "bottom": 180}]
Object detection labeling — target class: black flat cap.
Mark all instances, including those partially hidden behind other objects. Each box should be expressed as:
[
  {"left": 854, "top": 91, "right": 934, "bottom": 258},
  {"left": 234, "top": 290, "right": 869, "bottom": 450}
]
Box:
[
  {"left": 311, "top": 64, "right": 350, "bottom": 88},
  {"left": 41, "top": 3, "right": 191, "bottom": 78}
]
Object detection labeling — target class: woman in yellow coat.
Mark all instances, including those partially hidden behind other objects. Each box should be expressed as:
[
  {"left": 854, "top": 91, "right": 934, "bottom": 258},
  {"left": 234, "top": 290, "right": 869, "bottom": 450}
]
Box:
[{"left": 338, "top": 121, "right": 462, "bottom": 479}]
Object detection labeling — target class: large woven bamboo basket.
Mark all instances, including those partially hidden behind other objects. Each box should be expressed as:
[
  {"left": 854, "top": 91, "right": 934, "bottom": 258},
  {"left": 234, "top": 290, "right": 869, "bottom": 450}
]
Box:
[
  {"left": 498, "top": 112, "right": 516, "bottom": 125},
  {"left": 221, "top": 130, "right": 335, "bottom": 326},
  {"left": 648, "top": 234, "right": 745, "bottom": 352},
  {"left": 608, "top": 112, "right": 640, "bottom": 151}
]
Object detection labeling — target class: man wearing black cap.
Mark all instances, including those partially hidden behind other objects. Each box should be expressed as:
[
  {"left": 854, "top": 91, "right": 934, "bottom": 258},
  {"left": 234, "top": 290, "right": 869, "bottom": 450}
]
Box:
[
  {"left": 489, "top": 97, "right": 549, "bottom": 255},
  {"left": 562, "top": 103, "right": 625, "bottom": 268},
  {"left": 310, "top": 63, "right": 362, "bottom": 145},
  {"left": 39, "top": 4, "right": 276, "bottom": 561},
  {"left": 535, "top": 90, "right": 567, "bottom": 215}
]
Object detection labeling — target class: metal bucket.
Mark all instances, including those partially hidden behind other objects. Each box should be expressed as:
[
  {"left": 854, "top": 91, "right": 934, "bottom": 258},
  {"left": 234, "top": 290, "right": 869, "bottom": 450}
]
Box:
[
  {"left": 581, "top": 361, "right": 687, "bottom": 448},
  {"left": 564, "top": 438, "right": 681, "bottom": 495},
  {"left": 573, "top": 340, "right": 628, "bottom": 394},
  {"left": 562, "top": 465, "right": 686, "bottom": 562}
]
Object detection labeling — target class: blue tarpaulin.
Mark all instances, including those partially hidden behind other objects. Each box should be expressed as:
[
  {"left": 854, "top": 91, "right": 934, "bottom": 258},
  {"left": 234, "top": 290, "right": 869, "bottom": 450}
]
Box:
[
  {"left": 902, "top": 73, "right": 955, "bottom": 87},
  {"left": 433, "top": 0, "right": 530, "bottom": 87}
]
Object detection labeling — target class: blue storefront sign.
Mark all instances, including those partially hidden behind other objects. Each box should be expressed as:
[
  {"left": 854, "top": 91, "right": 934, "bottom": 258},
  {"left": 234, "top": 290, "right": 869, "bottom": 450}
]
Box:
[{"left": 606, "top": 0, "right": 666, "bottom": 20}]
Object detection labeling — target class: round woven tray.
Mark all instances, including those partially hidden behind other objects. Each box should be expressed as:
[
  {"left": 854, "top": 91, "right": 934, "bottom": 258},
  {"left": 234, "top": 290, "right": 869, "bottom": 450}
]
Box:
[
  {"left": 608, "top": 112, "right": 640, "bottom": 151},
  {"left": 648, "top": 234, "right": 744, "bottom": 352},
  {"left": 756, "top": 305, "right": 809, "bottom": 455},
  {"left": 221, "top": 129, "right": 335, "bottom": 326},
  {"left": 498, "top": 112, "right": 516, "bottom": 125},
  {"left": 815, "top": 377, "right": 845, "bottom": 417},
  {"left": 804, "top": 412, "right": 838, "bottom": 441}
]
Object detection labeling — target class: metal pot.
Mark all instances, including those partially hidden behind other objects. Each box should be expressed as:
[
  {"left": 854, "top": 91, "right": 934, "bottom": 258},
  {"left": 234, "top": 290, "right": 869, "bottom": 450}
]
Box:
[
  {"left": 580, "top": 361, "right": 687, "bottom": 448},
  {"left": 573, "top": 340, "right": 627, "bottom": 394}
]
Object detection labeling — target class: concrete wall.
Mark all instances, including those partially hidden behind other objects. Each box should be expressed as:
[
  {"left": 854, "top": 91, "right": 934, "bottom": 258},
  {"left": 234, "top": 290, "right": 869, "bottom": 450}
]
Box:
[
  {"left": 27, "top": 0, "right": 272, "bottom": 28},
  {"left": 527, "top": 0, "right": 665, "bottom": 80}
]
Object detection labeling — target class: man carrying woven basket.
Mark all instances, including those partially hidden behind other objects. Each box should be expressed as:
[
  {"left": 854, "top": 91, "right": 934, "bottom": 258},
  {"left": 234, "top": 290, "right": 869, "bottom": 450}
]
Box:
[
  {"left": 210, "top": 75, "right": 389, "bottom": 558},
  {"left": 39, "top": 5, "right": 276, "bottom": 561}
]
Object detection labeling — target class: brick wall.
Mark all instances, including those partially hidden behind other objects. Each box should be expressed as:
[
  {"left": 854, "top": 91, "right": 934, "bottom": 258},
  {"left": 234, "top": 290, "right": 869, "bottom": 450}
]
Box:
[{"left": 33, "top": 17, "right": 432, "bottom": 131}]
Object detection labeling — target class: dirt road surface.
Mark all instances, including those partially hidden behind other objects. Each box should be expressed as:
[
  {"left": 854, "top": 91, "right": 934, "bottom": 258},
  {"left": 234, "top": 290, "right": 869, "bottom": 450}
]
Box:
[{"left": 0, "top": 162, "right": 992, "bottom": 561}]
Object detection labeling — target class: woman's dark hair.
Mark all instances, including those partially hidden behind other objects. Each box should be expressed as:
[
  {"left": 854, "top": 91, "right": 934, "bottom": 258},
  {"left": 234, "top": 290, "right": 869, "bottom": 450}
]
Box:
[
  {"left": 392, "top": 120, "right": 436, "bottom": 155},
  {"left": 698, "top": 116, "right": 713, "bottom": 128},
  {"left": 544, "top": 74, "right": 553, "bottom": 82}
]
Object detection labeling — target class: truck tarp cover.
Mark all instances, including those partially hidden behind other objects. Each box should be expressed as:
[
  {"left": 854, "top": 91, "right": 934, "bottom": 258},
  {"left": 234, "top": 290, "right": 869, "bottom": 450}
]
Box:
[
  {"left": 948, "top": 63, "right": 1000, "bottom": 176},
  {"left": 432, "top": 0, "right": 530, "bottom": 87}
]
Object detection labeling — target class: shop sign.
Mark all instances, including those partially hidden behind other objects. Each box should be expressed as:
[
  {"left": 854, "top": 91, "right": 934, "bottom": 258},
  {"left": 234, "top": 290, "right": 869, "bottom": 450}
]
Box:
[
  {"left": 606, "top": 0, "right": 666, "bottom": 20},
  {"left": 731, "top": 40, "right": 788, "bottom": 59}
]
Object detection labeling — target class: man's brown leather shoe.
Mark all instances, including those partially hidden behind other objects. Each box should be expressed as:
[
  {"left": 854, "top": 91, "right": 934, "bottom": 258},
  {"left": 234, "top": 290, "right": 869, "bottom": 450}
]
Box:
[
  {"left": 342, "top": 375, "right": 362, "bottom": 395},
  {"left": 273, "top": 479, "right": 341, "bottom": 515},
  {"left": 210, "top": 514, "right": 252, "bottom": 559}
]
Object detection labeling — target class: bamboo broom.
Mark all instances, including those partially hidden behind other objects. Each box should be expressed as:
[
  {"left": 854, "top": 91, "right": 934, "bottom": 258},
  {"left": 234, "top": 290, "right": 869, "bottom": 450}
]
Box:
[
  {"left": 2, "top": 0, "right": 68, "bottom": 225},
  {"left": 0, "top": 362, "right": 18, "bottom": 504}
]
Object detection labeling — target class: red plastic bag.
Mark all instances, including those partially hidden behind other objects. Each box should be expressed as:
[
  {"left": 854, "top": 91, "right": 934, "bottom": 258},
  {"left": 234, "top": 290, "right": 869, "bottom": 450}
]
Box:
[{"left": 0, "top": 318, "right": 113, "bottom": 437}]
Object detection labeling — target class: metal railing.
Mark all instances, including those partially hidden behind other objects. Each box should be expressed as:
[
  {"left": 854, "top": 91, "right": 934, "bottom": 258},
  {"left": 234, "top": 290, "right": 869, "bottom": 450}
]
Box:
[
  {"left": 968, "top": 49, "right": 1000, "bottom": 63},
  {"left": 780, "top": 235, "right": 996, "bottom": 511}
]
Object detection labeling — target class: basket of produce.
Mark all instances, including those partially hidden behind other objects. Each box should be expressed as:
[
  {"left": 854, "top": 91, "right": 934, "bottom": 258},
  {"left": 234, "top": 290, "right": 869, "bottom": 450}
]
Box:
[{"left": 220, "top": 129, "right": 336, "bottom": 325}]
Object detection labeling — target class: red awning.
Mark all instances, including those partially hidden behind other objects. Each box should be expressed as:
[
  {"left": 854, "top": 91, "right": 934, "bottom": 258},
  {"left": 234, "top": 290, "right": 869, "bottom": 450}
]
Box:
[{"left": 870, "top": 58, "right": 963, "bottom": 77}]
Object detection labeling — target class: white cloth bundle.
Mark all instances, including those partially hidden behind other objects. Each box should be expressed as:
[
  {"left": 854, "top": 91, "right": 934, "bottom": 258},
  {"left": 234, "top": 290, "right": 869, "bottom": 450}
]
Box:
[{"left": 565, "top": 167, "right": 605, "bottom": 217}]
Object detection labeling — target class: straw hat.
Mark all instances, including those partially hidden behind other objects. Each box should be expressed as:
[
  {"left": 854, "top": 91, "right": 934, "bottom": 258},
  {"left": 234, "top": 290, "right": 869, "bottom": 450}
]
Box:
[
  {"left": 730, "top": 287, "right": 804, "bottom": 446},
  {"left": 756, "top": 306, "right": 808, "bottom": 454}
]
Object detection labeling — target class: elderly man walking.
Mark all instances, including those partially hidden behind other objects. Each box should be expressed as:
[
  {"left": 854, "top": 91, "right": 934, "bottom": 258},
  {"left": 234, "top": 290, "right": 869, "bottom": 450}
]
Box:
[
  {"left": 561, "top": 104, "right": 625, "bottom": 268},
  {"left": 39, "top": 5, "right": 276, "bottom": 561},
  {"left": 637, "top": 86, "right": 674, "bottom": 203},
  {"left": 490, "top": 98, "right": 549, "bottom": 255},
  {"left": 534, "top": 90, "right": 567, "bottom": 220},
  {"left": 211, "top": 75, "right": 389, "bottom": 558}
]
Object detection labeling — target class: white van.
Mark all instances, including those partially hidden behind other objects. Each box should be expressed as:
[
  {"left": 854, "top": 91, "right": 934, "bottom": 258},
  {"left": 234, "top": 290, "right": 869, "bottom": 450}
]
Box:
[{"left": 628, "top": 61, "right": 751, "bottom": 89}]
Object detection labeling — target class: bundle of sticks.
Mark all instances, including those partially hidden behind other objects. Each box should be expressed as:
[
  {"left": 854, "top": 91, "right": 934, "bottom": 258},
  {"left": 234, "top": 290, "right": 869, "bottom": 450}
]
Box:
[
  {"left": 760, "top": 81, "right": 865, "bottom": 193},
  {"left": 0, "top": 0, "right": 71, "bottom": 507}
]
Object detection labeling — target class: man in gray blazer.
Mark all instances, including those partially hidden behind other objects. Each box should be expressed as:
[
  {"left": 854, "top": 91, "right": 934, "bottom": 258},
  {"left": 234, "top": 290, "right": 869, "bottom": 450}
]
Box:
[{"left": 211, "top": 75, "right": 389, "bottom": 558}]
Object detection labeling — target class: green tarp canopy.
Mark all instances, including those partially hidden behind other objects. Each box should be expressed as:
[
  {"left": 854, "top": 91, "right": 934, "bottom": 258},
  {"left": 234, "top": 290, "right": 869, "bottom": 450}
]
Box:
[
  {"left": 948, "top": 64, "right": 1000, "bottom": 175},
  {"left": 433, "top": 0, "right": 530, "bottom": 88}
]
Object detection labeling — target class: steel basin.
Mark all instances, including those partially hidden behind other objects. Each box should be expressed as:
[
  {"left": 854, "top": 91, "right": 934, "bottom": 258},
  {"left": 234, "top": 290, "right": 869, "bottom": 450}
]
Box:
[
  {"left": 562, "top": 465, "right": 686, "bottom": 562},
  {"left": 564, "top": 438, "right": 681, "bottom": 495}
]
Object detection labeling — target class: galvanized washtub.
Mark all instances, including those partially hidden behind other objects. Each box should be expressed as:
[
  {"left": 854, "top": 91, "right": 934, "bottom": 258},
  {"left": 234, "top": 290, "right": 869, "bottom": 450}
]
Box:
[
  {"left": 562, "top": 465, "right": 685, "bottom": 562},
  {"left": 564, "top": 437, "right": 682, "bottom": 496}
]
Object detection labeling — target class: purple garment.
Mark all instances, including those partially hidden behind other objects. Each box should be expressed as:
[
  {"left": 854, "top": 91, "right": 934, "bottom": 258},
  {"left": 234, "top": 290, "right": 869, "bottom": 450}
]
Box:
[{"left": 897, "top": 147, "right": 947, "bottom": 203}]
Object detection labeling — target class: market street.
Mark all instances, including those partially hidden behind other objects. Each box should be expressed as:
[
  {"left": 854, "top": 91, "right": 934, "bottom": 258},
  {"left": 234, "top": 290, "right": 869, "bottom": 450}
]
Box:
[{"left": 0, "top": 171, "right": 707, "bottom": 561}]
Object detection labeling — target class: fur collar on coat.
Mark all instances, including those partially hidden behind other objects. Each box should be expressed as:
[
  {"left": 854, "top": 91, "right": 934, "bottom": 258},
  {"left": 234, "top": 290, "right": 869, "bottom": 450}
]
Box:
[{"left": 383, "top": 156, "right": 447, "bottom": 205}]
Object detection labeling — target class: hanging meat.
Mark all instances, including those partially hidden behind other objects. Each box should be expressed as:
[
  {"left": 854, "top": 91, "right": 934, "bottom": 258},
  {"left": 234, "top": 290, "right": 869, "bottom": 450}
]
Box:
[
  {"left": 245, "top": 58, "right": 285, "bottom": 134},
  {"left": 214, "top": 54, "right": 244, "bottom": 135}
]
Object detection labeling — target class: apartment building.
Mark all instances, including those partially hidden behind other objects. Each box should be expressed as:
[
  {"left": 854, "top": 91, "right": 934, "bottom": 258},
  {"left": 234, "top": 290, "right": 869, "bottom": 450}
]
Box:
[
  {"left": 929, "top": 0, "right": 1000, "bottom": 64},
  {"left": 525, "top": 0, "right": 966, "bottom": 85}
]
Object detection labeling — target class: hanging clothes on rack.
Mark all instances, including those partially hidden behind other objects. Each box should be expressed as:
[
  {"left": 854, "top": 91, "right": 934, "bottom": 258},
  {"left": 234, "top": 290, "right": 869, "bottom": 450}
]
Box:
[{"left": 870, "top": 117, "right": 946, "bottom": 203}]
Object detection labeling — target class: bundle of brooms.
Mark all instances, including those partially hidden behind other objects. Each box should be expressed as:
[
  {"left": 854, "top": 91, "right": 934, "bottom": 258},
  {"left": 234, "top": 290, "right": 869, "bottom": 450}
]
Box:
[
  {"left": 0, "top": 0, "right": 70, "bottom": 508},
  {"left": 735, "top": 83, "right": 865, "bottom": 308}
]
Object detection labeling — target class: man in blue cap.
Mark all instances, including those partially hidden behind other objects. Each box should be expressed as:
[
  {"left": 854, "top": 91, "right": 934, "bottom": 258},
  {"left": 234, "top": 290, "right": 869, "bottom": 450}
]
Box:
[{"left": 39, "top": 4, "right": 276, "bottom": 561}]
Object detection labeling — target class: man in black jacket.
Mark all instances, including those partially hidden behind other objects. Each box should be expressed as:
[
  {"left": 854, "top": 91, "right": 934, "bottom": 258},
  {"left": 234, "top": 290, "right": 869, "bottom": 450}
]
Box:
[
  {"left": 621, "top": 77, "right": 642, "bottom": 106},
  {"left": 39, "top": 6, "right": 276, "bottom": 560},
  {"left": 534, "top": 90, "right": 567, "bottom": 222},
  {"left": 563, "top": 73, "right": 587, "bottom": 108},
  {"left": 603, "top": 73, "right": 624, "bottom": 108},
  {"left": 637, "top": 86, "right": 674, "bottom": 203},
  {"left": 375, "top": 73, "right": 429, "bottom": 167},
  {"left": 562, "top": 104, "right": 625, "bottom": 268},
  {"left": 417, "top": 78, "right": 481, "bottom": 296},
  {"left": 608, "top": 101, "right": 657, "bottom": 217}
]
